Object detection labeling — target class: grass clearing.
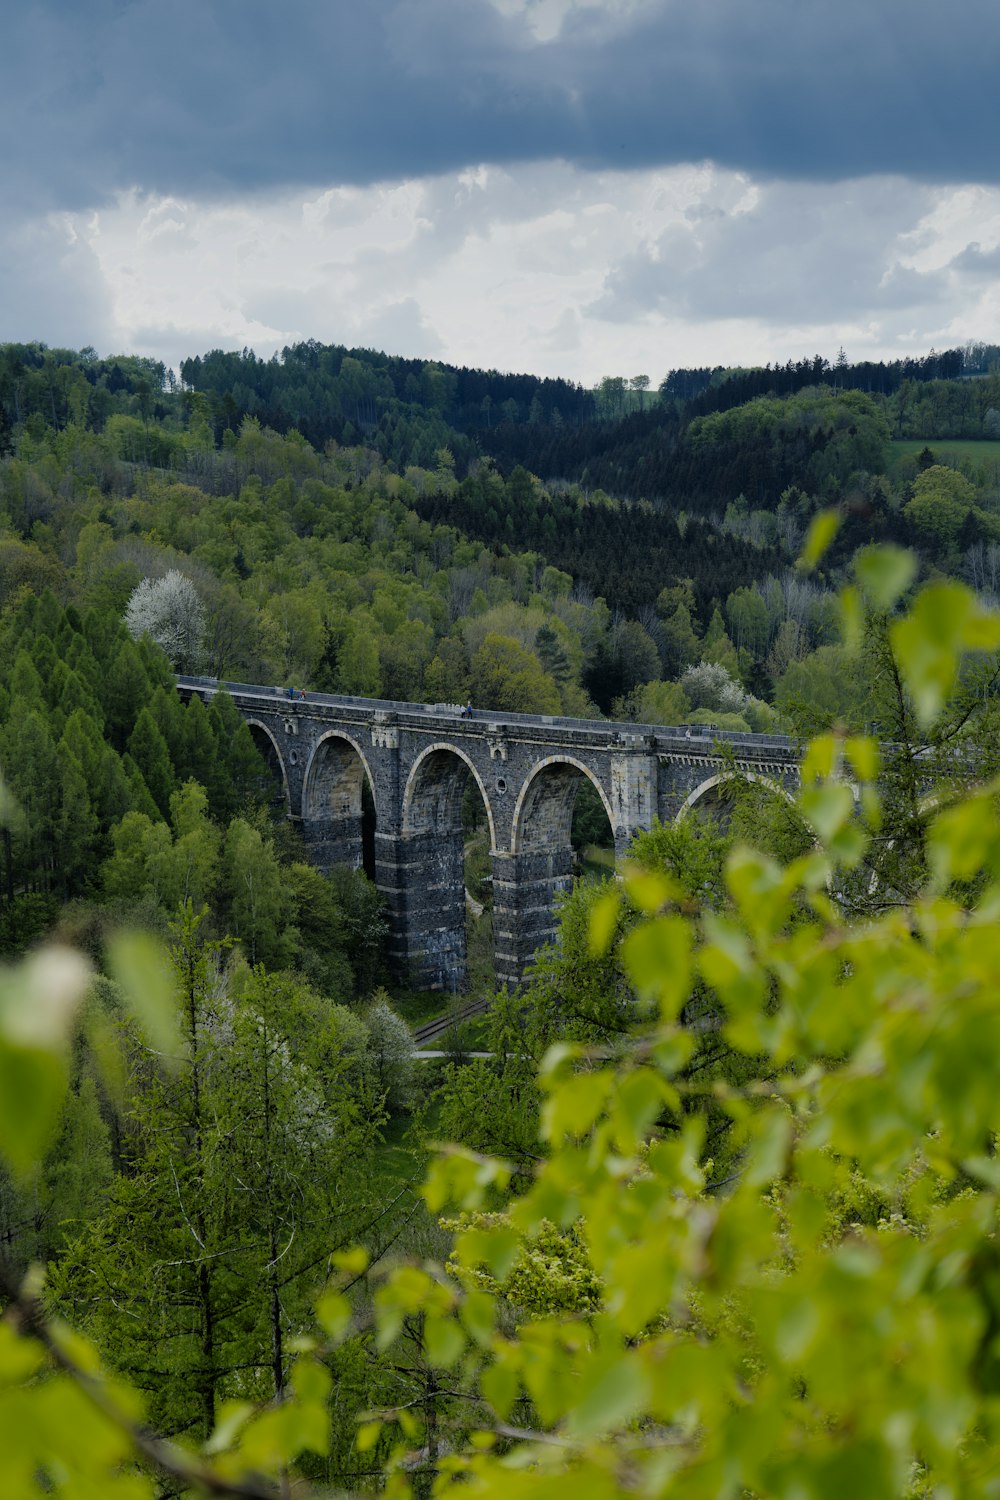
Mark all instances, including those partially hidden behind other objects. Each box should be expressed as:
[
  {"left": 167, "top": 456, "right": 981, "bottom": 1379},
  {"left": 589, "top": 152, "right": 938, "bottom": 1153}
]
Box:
[
  {"left": 388, "top": 989, "right": 452, "bottom": 1026},
  {"left": 889, "top": 439, "right": 1000, "bottom": 473}
]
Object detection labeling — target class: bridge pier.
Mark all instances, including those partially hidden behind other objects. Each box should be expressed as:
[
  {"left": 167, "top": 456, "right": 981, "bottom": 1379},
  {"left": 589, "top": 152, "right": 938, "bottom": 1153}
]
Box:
[
  {"left": 393, "top": 829, "right": 468, "bottom": 993},
  {"left": 301, "top": 814, "right": 365, "bottom": 871},
  {"left": 492, "top": 849, "right": 574, "bottom": 991}
]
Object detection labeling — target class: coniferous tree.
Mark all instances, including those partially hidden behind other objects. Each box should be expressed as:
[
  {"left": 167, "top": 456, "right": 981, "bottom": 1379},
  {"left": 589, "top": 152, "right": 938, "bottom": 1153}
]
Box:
[
  {"left": 127, "top": 709, "right": 175, "bottom": 818},
  {"left": 103, "top": 638, "right": 152, "bottom": 752},
  {"left": 50, "top": 908, "right": 382, "bottom": 1437}
]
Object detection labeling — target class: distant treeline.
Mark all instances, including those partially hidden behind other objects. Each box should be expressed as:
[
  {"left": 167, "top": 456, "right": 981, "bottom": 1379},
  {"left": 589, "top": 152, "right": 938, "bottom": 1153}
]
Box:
[
  {"left": 483, "top": 364, "right": 1000, "bottom": 504},
  {"left": 180, "top": 341, "right": 596, "bottom": 451},
  {"left": 480, "top": 387, "right": 893, "bottom": 510},
  {"left": 0, "top": 343, "right": 172, "bottom": 446},
  {"left": 660, "top": 343, "right": 1000, "bottom": 413}
]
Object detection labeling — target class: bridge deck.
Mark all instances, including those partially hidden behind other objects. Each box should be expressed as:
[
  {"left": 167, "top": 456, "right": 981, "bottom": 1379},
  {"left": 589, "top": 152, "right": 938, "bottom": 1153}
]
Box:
[{"left": 176, "top": 675, "right": 801, "bottom": 759}]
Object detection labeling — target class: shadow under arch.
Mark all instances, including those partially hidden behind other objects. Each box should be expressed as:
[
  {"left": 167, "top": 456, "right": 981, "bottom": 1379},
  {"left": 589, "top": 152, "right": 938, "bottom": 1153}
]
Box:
[
  {"left": 676, "top": 769, "right": 798, "bottom": 824},
  {"left": 403, "top": 743, "right": 497, "bottom": 851},
  {"left": 245, "top": 718, "right": 290, "bottom": 812},
  {"left": 490, "top": 756, "right": 617, "bottom": 991},
  {"left": 399, "top": 743, "right": 498, "bottom": 993},
  {"left": 511, "top": 754, "right": 616, "bottom": 856},
  {"left": 301, "top": 730, "right": 378, "bottom": 876}
]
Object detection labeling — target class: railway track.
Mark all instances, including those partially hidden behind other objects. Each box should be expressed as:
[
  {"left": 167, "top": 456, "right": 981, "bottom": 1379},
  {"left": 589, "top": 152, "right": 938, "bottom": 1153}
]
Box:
[{"left": 412, "top": 998, "right": 490, "bottom": 1049}]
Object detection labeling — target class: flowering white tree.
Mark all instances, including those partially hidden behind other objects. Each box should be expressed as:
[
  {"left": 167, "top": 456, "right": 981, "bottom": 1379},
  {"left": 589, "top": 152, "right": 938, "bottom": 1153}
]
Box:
[
  {"left": 681, "top": 660, "right": 747, "bottom": 713},
  {"left": 124, "top": 570, "right": 205, "bottom": 671},
  {"left": 364, "top": 993, "right": 414, "bottom": 1112}
]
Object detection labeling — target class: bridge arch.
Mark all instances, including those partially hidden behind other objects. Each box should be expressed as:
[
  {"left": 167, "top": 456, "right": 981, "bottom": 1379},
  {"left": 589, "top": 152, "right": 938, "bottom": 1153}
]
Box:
[
  {"left": 403, "top": 743, "right": 497, "bottom": 852},
  {"left": 303, "top": 730, "right": 377, "bottom": 822},
  {"left": 399, "top": 743, "right": 497, "bottom": 992},
  {"left": 511, "top": 754, "right": 615, "bottom": 855},
  {"left": 301, "top": 730, "right": 378, "bottom": 875},
  {"left": 245, "top": 718, "right": 289, "bottom": 811},
  {"left": 490, "top": 755, "right": 617, "bottom": 990},
  {"left": 676, "top": 769, "right": 797, "bottom": 822}
]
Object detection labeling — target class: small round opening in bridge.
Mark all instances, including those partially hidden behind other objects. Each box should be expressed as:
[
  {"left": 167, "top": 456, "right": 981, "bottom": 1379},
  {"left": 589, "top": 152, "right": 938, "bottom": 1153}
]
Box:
[
  {"left": 288, "top": 750, "right": 298, "bottom": 766},
  {"left": 496, "top": 776, "right": 507, "bottom": 795}
]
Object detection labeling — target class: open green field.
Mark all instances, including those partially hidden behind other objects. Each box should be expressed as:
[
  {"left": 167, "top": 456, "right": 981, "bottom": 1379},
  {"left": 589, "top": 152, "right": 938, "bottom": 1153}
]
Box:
[{"left": 888, "top": 439, "right": 1000, "bottom": 471}]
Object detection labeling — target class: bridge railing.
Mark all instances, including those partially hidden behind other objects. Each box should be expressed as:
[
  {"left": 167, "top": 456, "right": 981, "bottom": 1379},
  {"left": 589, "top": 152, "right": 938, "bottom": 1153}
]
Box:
[{"left": 176, "top": 676, "right": 800, "bottom": 754}]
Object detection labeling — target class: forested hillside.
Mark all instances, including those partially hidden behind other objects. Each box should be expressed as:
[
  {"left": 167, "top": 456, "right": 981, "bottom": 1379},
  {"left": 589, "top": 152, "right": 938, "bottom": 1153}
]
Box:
[
  {"left": 4, "top": 336, "right": 1000, "bottom": 732},
  {"left": 6, "top": 332, "right": 1000, "bottom": 1492}
]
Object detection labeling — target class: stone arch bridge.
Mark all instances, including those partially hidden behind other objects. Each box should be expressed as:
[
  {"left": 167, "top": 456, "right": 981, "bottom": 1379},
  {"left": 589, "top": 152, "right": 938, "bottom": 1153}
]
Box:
[{"left": 177, "top": 677, "right": 802, "bottom": 990}]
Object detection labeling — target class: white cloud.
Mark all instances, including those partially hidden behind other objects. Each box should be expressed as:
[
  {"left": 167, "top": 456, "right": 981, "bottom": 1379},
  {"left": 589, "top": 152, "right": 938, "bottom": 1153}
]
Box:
[
  {"left": 0, "top": 215, "right": 112, "bottom": 350},
  {"left": 484, "top": 0, "right": 654, "bottom": 43},
  {"left": 38, "top": 162, "right": 1000, "bottom": 382}
]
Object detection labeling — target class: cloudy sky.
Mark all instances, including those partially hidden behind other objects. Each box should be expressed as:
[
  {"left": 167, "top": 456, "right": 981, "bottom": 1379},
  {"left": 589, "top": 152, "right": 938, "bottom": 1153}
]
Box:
[{"left": 2, "top": 0, "right": 999, "bottom": 384}]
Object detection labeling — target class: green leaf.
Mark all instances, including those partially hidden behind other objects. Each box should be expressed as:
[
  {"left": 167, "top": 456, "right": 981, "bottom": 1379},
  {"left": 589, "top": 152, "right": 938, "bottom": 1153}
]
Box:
[
  {"left": 541, "top": 1072, "right": 614, "bottom": 1142},
  {"left": 204, "top": 1400, "right": 254, "bottom": 1456},
  {"left": 614, "top": 1069, "right": 668, "bottom": 1148},
  {"left": 456, "top": 1222, "right": 522, "bottom": 1280},
  {"left": 844, "top": 735, "right": 880, "bottom": 783},
  {"left": 0, "top": 1322, "right": 45, "bottom": 1386},
  {"left": 587, "top": 888, "right": 621, "bottom": 957},
  {"left": 840, "top": 583, "right": 864, "bottom": 654},
  {"left": 424, "top": 1313, "right": 466, "bottom": 1369},
  {"left": 0, "top": 948, "right": 89, "bottom": 1175},
  {"left": 315, "top": 1291, "right": 352, "bottom": 1342},
  {"left": 799, "top": 782, "right": 855, "bottom": 844},
  {"left": 926, "top": 794, "right": 1000, "bottom": 887},
  {"left": 480, "top": 1356, "right": 520, "bottom": 1420},
  {"left": 743, "top": 1106, "right": 793, "bottom": 1189},
  {"left": 801, "top": 734, "right": 840, "bottom": 786},
  {"left": 564, "top": 1353, "right": 650, "bottom": 1440},
  {"left": 355, "top": 1420, "right": 382, "bottom": 1454},
  {"left": 107, "top": 930, "right": 180, "bottom": 1062},
  {"left": 890, "top": 582, "right": 1000, "bottom": 728},
  {"left": 801, "top": 508, "right": 840, "bottom": 569},
  {"left": 622, "top": 866, "right": 682, "bottom": 913},
  {"left": 330, "top": 1246, "right": 369, "bottom": 1278},
  {"left": 621, "top": 915, "right": 691, "bottom": 1020},
  {"left": 855, "top": 544, "right": 916, "bottom": 611},
  {"left": 0, "top": 1042, "right": 67, "bottom": 1175},
  {"left": 459, "top": 1289, "right": 495, "bottom": 1348}
]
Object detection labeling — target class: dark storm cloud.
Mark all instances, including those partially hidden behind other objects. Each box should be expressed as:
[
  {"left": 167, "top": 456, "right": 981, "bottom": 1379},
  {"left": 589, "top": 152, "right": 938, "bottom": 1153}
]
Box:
[{"left": 2, "top": 0, "right": 998, "bottom": 215}]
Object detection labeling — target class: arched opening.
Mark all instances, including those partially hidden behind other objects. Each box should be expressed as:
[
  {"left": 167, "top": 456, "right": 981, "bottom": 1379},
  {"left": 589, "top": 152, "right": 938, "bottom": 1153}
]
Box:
[
  {"left": 495, "top": 759, "right": 616, "bottom": 987},
  {"left": 513, "top": 757, "right": 615, "bottom": 858},
  {"left": 571, "top": 778, "right": 617, "bottom": 879},
  {"left": 401, "top": 745, "right": 495, "bottom": 993},
  {"left": 301, "top": 732, "right": 377, "bottom": 876},
  {"left": 678, "top": 771, "right": 813, "bottom": 862},
  {"left": 245, "top": 720, "right": 289, "bottom": 813}
]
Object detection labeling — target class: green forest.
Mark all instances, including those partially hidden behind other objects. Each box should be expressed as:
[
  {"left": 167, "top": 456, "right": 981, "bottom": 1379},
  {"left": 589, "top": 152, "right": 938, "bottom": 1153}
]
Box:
[{"left": 5, "top": 336, "right": 1000, "bottom": 1495}]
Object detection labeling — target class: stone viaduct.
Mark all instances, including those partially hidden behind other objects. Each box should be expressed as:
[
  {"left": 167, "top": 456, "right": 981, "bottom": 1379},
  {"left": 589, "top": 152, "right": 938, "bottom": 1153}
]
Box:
[{"left": 177, "top": 676, "right": 803, "bottom": 991}]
